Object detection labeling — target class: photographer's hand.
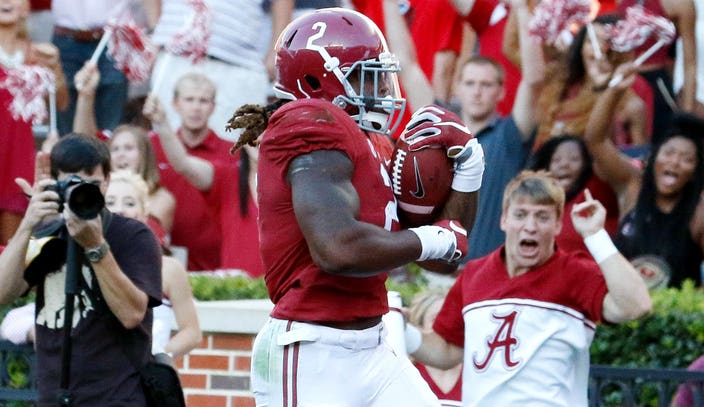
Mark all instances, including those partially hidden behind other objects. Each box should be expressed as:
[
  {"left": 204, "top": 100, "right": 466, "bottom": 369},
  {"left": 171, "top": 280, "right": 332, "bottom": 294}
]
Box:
[
  {"left": 64, "top": 207, "right": 150, "bottom": 329},
  {"left": 0, "top": 155, "right": 57, "bottom": 304},
  {"left": 63, "top": 207, "right": 104, "bottom": 250},
  {"left": 15, "top": 178, "right": 61, "bottom": 234}
]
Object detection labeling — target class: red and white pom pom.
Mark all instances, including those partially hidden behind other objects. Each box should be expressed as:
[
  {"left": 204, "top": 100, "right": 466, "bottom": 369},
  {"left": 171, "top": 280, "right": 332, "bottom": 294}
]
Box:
[
  {"left": 0, "top": 65, "right": 55, "bottom": 124},
  {"left": 608, "top": 5, "right": 675, "bottom": 52},
  {"left": 628, "top": 5, "right": 676, "bottom": 44},
  {"left": 166, "top": 0, "right": 212, "bottom": 64},
  {"left": 107, "top": 15, "right": 157, "bottom": 82},
  {"left": 528, "top": 0, "right": 591, "bottom": 46}
]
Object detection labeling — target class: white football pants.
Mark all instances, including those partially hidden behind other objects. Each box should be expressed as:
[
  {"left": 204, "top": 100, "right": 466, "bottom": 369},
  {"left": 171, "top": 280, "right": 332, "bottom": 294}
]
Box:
[{"left": 251, "top": 317, "right": 441, "bottom": 407}]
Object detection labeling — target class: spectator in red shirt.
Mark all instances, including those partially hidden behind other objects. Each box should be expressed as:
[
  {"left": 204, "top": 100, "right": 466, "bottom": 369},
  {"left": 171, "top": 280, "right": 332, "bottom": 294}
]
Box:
[
  {"left": 145, "top": 73, "right": 233, "bottom": 271},
  {"left": 143, "top": 93, "right": 264, "bottom": 278}
]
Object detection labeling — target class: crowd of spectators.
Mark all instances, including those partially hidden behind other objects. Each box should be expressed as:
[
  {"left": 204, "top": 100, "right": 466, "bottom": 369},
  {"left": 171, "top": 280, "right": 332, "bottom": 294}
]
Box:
[
  {"left": 0, "top": 0, "right": 700, "bottom": 278},
  {"left": 0, "top": 0, "right": 703, "bottom": 404}
]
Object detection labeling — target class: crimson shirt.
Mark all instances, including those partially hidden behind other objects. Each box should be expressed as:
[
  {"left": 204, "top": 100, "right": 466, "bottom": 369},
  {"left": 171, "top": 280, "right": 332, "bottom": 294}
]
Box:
[
  {"left": 259, "top": 99, "right": 398, "bottom": 322},
  {"left": 0, "top": 67, "right": 34, "bottom": 215},
  {"left": 207, "top": 159, "right": 263, "bottom": 277},
  {"left": 407, "top": 0, "right": 463, "bottom": 83},
  {"left": 466, "top": 0, "right": 522, "bottom": 116},
  {"left": 151, "top": 129, "right": 232, "bottom": 271}
]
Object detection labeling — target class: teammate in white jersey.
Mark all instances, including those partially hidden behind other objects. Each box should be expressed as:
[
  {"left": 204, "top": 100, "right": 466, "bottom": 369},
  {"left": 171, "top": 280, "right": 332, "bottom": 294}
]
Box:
[{"left": 407, "top": 170, "right": 652, "bottom": 406}]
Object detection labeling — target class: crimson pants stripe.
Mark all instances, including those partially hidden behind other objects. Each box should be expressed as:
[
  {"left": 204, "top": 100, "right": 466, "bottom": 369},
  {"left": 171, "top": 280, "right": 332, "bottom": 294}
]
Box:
[
  {"left": 291, "top": 340, "right": 300, "bottom": 406},
  {"left": 282, "top": 321, "right": 298, "bottom": 407}
]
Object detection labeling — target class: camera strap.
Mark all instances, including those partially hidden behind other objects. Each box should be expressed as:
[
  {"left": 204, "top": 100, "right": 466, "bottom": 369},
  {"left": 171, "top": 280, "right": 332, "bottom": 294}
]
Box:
[{"left": 57, "top": 209, "right": 113, "bottom": 406}]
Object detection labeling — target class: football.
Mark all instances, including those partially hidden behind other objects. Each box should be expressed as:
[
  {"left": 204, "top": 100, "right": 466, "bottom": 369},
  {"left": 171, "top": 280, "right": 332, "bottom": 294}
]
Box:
[{"left": 390, "top": 138, "right": 454, "bottom": 227}]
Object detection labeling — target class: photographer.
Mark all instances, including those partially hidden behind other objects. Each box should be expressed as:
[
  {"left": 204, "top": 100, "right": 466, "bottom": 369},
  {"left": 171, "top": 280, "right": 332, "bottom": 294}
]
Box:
[{"left": 0, "top": 135, "right": 162, "bottom": 406}]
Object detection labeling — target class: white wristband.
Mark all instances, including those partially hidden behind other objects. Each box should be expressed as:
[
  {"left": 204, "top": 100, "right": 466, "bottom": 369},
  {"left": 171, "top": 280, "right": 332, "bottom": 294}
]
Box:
[
  {"left": 452, "top": 139, "right": 484, "bottom": 192},
  {"left": 584, "top": 229, "right": 618, "bottom": 264},
  {"left": 408, "top": 225, "right": 457, "bottom": 261},
  {"left": 405, "top": 324, "right": 422, "bottom": 355}
]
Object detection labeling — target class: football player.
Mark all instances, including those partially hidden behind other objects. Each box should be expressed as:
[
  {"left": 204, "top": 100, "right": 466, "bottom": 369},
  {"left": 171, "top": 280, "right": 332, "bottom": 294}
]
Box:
[{"left": 228, "top": 8, "right": 482, "bottom": 406}]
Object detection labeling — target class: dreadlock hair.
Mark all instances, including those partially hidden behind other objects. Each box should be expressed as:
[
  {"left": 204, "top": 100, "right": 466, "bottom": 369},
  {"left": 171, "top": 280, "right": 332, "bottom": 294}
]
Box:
[
  {"left": 227, "top": 99, "right": 289, "bottom": 154},
  {"left": 238, "top": 147, "right": 251, "bottom": 217}
]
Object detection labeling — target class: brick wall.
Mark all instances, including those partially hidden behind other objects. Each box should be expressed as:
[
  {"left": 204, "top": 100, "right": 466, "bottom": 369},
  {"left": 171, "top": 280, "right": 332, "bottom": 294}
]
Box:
[{"left": 176, "top": 299, "right": 273, "bottom": 407}]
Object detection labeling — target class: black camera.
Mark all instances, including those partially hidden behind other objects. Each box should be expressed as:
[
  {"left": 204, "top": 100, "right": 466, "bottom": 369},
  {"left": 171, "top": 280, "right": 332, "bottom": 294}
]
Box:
[{"left": 46, "top": 175, "right": 105, "bottom": 220}]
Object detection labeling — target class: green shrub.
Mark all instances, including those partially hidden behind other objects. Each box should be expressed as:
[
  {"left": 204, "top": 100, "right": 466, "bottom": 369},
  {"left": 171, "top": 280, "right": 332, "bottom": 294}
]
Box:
[
  {"left": 188, "top": 264, "right": 431, "bottom": 304},
  {"left": 189, "top": 274, "right": 269, "bottom": 301},
  {"left": 590, "top": 280, "right": 704, "bottom": 369},
  {"left": 590, "top": 281, "right": 704, "bottom": 406},
  {"left": 386, "top": 264, "right": 430, "bottom": 305}
]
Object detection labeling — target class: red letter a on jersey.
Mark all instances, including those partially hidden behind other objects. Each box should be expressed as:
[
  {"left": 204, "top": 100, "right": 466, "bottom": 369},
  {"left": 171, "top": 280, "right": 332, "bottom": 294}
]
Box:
[{"left": 472, "top": 310, "right": 521, "bottom": 371}]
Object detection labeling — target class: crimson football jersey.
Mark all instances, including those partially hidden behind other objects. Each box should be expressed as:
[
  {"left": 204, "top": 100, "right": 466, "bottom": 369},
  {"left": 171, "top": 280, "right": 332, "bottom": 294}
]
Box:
[{"left": 258, "top": 99, "right": 400, "bottom": 322}]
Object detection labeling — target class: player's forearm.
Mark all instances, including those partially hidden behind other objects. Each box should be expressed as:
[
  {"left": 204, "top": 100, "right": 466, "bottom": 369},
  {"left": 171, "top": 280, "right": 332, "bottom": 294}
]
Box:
[
  {"left": 438, "top": 190, "right": 477, "bottom": 234},
  {"left": 310, "top": 222, "right": 424, "bottom": 276}
]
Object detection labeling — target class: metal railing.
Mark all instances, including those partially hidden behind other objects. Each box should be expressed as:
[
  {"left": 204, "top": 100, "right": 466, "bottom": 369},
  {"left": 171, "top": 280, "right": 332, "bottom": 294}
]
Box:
[
  {"left": 0, "top": 341, "right": 37, "bottom": 406},
  {"left": 589, "top": 365, "right": 704, "bottom": 406}
]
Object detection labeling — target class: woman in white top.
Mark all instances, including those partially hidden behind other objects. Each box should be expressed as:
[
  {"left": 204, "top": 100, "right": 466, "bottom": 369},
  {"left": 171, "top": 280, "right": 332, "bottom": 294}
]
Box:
[{"left": 106, "top": 170, "right": 201, "bottom": 358}]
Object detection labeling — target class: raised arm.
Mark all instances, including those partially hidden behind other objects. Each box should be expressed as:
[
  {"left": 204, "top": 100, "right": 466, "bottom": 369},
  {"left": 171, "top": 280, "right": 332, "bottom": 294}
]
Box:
[
  {"left": 619, "top": 89, "right": 649, "bottom": 146},
  {"left": 289, "top": 149, "right": 466, "bottom": 276},
  {"left": 142, "top": 94, "right": 215, "bottom": 191},
  {"left": 382, "top": 0, "right": 434, "bottom": 110},
  {"left": 265, "top": 0, "right": 294, "bottom": 81},
  {"left": 584, "top": 64, "right": 642, "bottom": 208},
  {"left": 510, "top": 0, "right": 544, "bottom": 139},
  {"left": 664, "top": 0, "right": 697, "bottom": 112},
  {"left": 143, "top": 0, "right": 162, "bottom": 30},
  {"left": 72, "top": 62, "right": 100, "bottom": 136},
  {"left": 571, "top": 190, "right": 652, "bottom": 323}
]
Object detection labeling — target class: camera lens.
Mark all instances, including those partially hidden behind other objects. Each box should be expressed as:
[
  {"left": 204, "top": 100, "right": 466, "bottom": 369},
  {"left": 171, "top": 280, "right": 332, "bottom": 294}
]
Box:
[{"left": 67, "top": 183, "right": 105, "bottom": 220}]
